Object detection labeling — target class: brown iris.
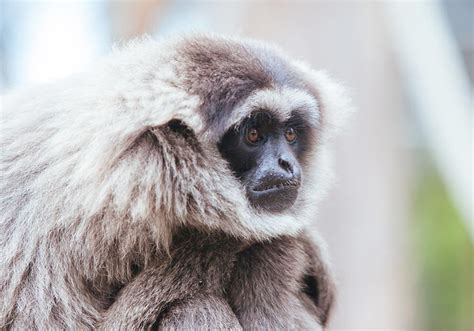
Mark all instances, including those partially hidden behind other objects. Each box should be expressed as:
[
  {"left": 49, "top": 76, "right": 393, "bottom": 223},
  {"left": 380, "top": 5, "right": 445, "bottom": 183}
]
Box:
[
  {"left": 285, "top": 128, "right": 297, "bottom": 143},
  {"left": 247, "top": 127, "right": 260, "bottom": 144}
]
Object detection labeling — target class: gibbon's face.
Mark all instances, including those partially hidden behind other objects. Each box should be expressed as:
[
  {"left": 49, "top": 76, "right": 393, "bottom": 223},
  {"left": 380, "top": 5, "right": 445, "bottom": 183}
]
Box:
[{"left": 218, "top": 111, "right": 309, "bottom": 213}]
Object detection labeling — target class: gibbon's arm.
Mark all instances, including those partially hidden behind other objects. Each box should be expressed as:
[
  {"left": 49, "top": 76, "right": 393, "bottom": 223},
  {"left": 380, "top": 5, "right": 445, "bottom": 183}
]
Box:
[
  {"left": 99, "top": 265, "right": 184, "bottom": 330},
  {"left": 157, "top": 295, "right": 241, "bottom": 331},
  {"left": 99, "top": 266, "right": 240, "bottom": 331},
  {"left": 100, "top": 234, "right": 334, "bottom": 331},
  {"left": 100, "top": 230, "right": 243, "bottom": 331}
]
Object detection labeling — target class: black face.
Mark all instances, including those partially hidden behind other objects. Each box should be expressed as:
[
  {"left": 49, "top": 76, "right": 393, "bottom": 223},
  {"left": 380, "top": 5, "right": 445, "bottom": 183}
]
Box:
[{"left": 218, "top": 111, "right": 308, "bottom": 213}]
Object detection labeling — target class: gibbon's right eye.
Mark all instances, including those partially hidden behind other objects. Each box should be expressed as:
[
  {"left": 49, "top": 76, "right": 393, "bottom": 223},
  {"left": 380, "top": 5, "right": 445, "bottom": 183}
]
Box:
[
  {"left": 284, "top": 127, "right": 297, "bottom": 144},
  {"left": 246, "top": 127, "right": 263, "bottom": 145}
]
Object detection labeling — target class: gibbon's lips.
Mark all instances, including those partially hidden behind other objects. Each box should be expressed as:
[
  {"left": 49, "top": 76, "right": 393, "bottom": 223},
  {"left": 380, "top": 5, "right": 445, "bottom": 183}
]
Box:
[
  {"left": 252, "top": 178, "right": 301, "bottom": 192},
  {"left": 249, "top": 178, "right": 300, "bottom": 213}
]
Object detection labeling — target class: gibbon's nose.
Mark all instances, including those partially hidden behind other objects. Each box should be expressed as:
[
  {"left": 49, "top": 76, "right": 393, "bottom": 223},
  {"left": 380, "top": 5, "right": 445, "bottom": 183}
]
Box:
[
  {"left": 278, "top": 156, "right": 294, "bottom": 174},
  {"left": 277, "top": 152, "right": 301, "bottom": 184}
]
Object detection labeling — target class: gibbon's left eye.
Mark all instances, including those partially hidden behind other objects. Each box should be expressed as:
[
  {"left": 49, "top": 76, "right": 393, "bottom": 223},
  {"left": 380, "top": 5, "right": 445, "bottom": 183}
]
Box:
[
  {"left": 284, "top": 127, "right": 297, "bottom": 143},
  {"left": 246, "top": 127, "right": 264, "bottom": 145}
]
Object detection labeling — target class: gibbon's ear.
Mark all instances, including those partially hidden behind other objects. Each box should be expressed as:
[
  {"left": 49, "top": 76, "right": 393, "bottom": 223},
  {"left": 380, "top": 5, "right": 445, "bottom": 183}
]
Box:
[
  {"left": 142, "top": 119, "right": 202, "bottom": 155},
  {"left": 165, "top": 119, "right": 196, "bottom": 138},
  {"left": 292, "top": 61, "right": 355, "bottom": 142},
  {"left": 300, "top": 235, "right": 336, "bottom": 328},
  {"left": 153, "top": 119, "right": 200, "bottom": 146}
]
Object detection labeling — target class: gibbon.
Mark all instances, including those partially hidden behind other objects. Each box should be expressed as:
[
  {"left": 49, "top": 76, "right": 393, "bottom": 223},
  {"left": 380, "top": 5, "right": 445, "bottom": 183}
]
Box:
[{"left": 0, "top": 34, "right": 352, "bottom": 330}]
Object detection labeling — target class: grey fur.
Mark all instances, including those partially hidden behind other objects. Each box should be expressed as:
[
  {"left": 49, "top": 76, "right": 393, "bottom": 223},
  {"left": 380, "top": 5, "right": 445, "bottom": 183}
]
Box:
[
  {"left": 0, "top": 34, "right": 352, "bottom": 330},
  {"left": 99, "top": 230, "right": 335, "bottom": 330}
]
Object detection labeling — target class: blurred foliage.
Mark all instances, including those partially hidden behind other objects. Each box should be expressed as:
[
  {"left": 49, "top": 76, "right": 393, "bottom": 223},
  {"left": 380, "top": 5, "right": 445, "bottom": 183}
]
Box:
[{"left": 413, "top": 162, "right": 473, "bottom": 331}]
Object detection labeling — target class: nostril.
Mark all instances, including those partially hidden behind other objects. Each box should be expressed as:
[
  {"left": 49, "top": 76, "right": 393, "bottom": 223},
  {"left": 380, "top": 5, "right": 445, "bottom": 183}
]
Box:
[{"left": 278, "top": 158, "right": 293, "bottom": 173}]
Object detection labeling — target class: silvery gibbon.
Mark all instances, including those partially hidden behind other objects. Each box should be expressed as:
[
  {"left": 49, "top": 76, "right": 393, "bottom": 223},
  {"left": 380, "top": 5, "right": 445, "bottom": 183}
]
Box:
[{"left": 0, "top": 34, "right": 353, "bottom": 330}]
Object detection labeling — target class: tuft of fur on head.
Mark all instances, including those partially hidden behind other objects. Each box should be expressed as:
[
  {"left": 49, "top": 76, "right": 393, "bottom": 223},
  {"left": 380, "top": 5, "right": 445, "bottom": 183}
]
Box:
[{"left": 0, "top": 35, "right": 352, "bottom": 326}]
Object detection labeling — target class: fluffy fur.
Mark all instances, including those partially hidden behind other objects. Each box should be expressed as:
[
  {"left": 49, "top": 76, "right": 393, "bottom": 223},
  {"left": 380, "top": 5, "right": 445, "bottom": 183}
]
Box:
[
  {"left": 0, "top": 34, "right": 352, "bottom": 329},
  {"left": 99, "top": 230, "right": 335, "bottom": 330}
]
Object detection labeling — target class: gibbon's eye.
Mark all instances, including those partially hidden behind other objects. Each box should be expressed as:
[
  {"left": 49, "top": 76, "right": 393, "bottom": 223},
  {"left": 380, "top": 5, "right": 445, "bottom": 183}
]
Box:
[
  {"left": 246, "top": 127, "right": 262, "bottom": 144},
  {"left": 285, "top": 127, "right": 297, "bottom": 143}
]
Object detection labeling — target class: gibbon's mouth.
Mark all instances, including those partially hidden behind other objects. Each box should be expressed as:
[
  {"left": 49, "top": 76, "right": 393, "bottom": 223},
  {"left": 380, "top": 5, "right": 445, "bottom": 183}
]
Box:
[
  {"left": 252, "top": 179, "right": 300, "bottom": 192},
  {"left": 248, "top": 179, "right": 300, "bottom": 213}
]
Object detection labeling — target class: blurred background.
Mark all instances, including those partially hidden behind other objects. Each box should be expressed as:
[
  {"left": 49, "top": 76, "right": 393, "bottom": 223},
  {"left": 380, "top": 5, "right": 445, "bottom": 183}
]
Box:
[{"left": 1, "top": 1, "right": 472, "bottom": 330}]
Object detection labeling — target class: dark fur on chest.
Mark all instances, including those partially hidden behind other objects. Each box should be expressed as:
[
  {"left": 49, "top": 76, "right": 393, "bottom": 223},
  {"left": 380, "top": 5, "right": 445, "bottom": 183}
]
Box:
[{"left": 101, "top": 230, "right": 333, "bottom": 330}]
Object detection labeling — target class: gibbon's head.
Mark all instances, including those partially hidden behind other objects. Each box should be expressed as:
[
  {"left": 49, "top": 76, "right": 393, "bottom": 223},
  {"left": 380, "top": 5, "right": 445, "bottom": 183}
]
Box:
[
  {"left": 1, "top": 34, "right": 353, "bottom": 250},
  {"left": 158, "top": 35, "right": 353, "bottom": 240}
]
